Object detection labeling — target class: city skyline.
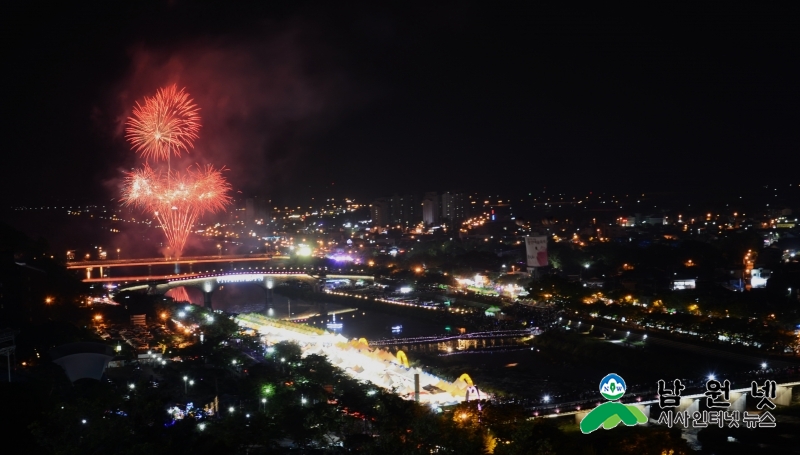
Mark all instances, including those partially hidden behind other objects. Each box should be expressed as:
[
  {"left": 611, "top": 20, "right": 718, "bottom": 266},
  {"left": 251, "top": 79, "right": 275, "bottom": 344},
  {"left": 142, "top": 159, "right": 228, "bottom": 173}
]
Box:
[{"left": 3, "top": 3, "right": 800, "bottom": 449}]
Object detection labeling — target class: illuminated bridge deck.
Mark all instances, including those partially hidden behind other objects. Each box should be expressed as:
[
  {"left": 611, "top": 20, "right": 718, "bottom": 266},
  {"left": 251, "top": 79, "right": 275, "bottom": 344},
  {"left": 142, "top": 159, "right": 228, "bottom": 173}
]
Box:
[
  {"left": 84, "top": 269, "right": 315, "bottom": 284},
  {"left": 107, "top": 269, "right": 375, "bottom": 294},
  {"left": 368, "top": 329, "right": 540, "bottom": 347},
  {"left": 67, "top": 254, "right": 291, "bottom": 269}
]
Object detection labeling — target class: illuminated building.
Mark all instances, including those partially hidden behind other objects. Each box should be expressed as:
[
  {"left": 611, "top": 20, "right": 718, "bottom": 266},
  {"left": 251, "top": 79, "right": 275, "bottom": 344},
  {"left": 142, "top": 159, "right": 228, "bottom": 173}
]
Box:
[
  {"left": 672, "top": 278, "right": 696, "bottom": 290},
  {"left": 751, "top": 268, "right": 771, "bottom": 289},
  {"left": 390, "top": 194, "right": 420, "bottom": 227},
  {"left": 619, "top": 214, "right": 667, "bottom": 226},
  {"left": 422, "top": 192, "right": 439, "bottom": 225},
  {"left": 441, "top": 191, "right": 466, "bottom": 225}
]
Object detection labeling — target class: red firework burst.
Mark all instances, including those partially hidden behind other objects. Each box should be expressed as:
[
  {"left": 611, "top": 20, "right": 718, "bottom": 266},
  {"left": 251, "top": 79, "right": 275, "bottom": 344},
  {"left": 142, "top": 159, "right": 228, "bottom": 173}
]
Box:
[
  {"left": 125, "top": 85, "right": 201, "bottom": 162},
  {"left": 123, "top": 164, "right": 231, "bottom": 258}
]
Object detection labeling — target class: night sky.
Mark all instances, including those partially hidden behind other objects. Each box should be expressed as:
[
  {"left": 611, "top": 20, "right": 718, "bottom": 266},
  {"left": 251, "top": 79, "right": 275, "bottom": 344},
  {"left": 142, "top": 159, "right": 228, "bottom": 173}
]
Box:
[{"left": 4, "top": 2, "right": 798, "bottom": 206}]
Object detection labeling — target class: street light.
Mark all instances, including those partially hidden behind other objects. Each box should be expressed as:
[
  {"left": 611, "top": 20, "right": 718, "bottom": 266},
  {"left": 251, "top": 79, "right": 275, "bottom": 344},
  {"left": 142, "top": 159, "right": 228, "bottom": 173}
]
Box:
[
  {"left": 261, "top": 397, "right": 267, "bottom": 412},
  {"left": 117, "top": 248, "right": 120, "bottom": 260},
  {"left": 217, "top": 244, "right": 222, "bottom": 257},
  {"left": 183, "top": 376, "right": 188, "bottom": 394}
]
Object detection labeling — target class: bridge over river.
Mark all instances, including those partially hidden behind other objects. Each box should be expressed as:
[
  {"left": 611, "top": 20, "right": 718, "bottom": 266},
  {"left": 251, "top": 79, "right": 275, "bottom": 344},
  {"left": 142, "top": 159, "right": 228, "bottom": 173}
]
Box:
[
  {"left": 67, "top": 254, "right": 291, "bottom": 279},
  {"left": 111, "top": 269, "right": 374, "bottom": 310},
  {"left": 368, "top": 328, "right": 542, "bottom": 353}
]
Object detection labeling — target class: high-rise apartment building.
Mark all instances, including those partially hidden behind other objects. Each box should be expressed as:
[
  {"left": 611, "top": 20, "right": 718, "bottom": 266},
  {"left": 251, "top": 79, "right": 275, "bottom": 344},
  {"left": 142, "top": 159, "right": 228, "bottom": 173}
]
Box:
[
  {"left": 422, "top": 192, "right": 439, "bottom": 225},
  {"left": 441, "top": 191, "right": 466, "bottom": 225},
  {"left": 370, "top": 198, "right": 390, "bottom": 226},
  {"left": 390, "top": 194, "right": 420, "bottom": 227}
]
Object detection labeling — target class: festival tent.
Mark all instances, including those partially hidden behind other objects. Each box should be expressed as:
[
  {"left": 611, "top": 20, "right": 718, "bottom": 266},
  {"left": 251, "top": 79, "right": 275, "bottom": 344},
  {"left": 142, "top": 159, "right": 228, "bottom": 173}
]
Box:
[
  {"left": 389, "top": 364, "right": 407, "bottom": 375},
  {"left": 376, "top": 373, "right": 395, "bottom": 388},
  {"left": 395, "top": 383, "right": 415, "bottom": 395}
]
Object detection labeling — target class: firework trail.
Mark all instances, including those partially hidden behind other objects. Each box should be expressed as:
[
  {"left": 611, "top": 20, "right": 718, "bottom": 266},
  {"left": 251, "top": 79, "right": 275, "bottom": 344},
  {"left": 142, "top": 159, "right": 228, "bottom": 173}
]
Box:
[
  {"left": 123, "top": 164, "right": 231, "bottom": 258},
  {"left": 125, "top": 85, "right": 201, "bottom": 163}
]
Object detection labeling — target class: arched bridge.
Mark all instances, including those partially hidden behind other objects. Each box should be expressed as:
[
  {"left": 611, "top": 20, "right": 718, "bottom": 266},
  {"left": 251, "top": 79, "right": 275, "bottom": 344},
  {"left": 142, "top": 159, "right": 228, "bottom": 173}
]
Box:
[{"left": 113, "top": 269, "right": 374, "bottom": 309}]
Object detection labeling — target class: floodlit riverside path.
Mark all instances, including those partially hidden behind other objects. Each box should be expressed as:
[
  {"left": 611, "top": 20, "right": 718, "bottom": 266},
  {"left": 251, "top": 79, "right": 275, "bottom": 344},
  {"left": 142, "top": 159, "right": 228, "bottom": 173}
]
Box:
[{"left": 235, "top": 313, "right": 488, "bottom": 406}]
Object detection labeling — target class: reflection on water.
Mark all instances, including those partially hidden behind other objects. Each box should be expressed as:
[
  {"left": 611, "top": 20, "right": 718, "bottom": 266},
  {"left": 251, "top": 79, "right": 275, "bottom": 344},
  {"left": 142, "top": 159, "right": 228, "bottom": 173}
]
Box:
[
  {"left": 216, "top": 291, "right": 446, "bottom": 341},
  {"left": 305, "top": 307, "right": 445, "bottom": 342}
]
